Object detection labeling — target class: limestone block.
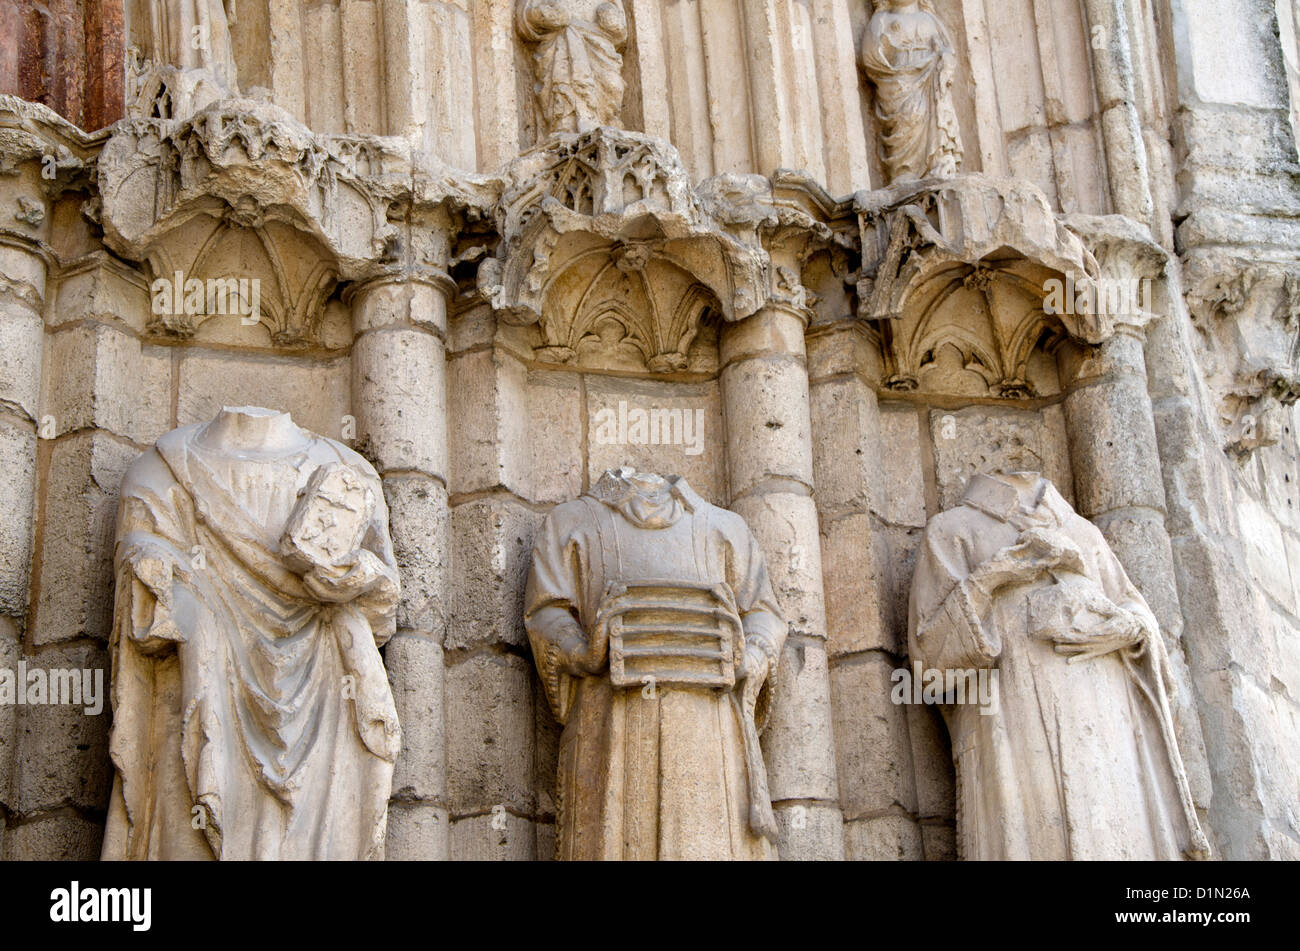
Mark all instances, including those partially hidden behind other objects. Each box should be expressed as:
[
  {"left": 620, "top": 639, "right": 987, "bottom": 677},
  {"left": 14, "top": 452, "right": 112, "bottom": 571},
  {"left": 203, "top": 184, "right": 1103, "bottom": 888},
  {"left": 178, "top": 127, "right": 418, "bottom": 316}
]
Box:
[
  {"left": 449, "top": 303, "right": 497, "bottom": 354},
  {"left": 33, "top": 431, "right": 139, "bottom": 646},
  {"left": 527, "top": 369, "right": 583, "bottom": 504},
  {"left": 385, "top": 633, "right": 446, "bottom": 804},
  {"left": 731, "top": 492, "right": 827, "bottom": 639},
  {"left": 383, "top": 476, "right": 450, "bottom": 636},
  {"left": 351, "top": 328, "right": 446, "bottom": 477},
  {"left": 43, "top": 324, "right": 172, "bottom": 444},
  {"left": 721, "top": 357, "right": 814, "bottom": 496},
  {"left": 1152, "top": 397, "right": 1240, "bottom": 541},
  {"left": 719, "top": 308, "right": 805, "bottom": 366},
  {"left": 50, "top": 256, "right": 156, "bottom": 334},
  {"left": 445, "top": 651, "right": 536, "bottom": 815},
  {"left": 450, "top": 813, "right": 542, "bottom": 861},
  {"left": 0, "top": 308, "right": 42, "bottom": 422},
  {"left": 449, "top": 496, "right": 544, "bottom": 651},
  {"left": 384, "top": 802, "right": 450, "bottom": 861},
  {"left": 830, "top": 654, "right": 918, "bottom": 819},
  {"left": 876, "top": 404, "right": 927, "bottom": 527},
  {"left": 820, "top": 512, "right": 890, "bottom": 657},
  {"left": 0, "top": 621, "right": 19, "bottom": 808},
  {"left": 920, "top": 823, "right": 957, "bottom": 861},
  {"left": 844, "top": 814, "right": 924, "bottom": 861},
  {"left": 448, "top": 348, "right": 527, "bottom": 496},
  {"left": 763, "top": 636, "right": 839, "bottom": 803},
  {"left": 805, "top": 325, "right": 861, "bottom": 381},
  {"left": 586, "top": 376, "right": 725, "bottom": 504},
  {"left": 880, "top": 522, "right": 924, "bottom": 649},
  {"left": 352, "top": 280, "right": 447, "bottom": 336},
  {"left": 178, "top": 351, "right": 351, "bottom": 444},
  {"left": 773, "top": 801, "right": 846, "bottom": 861},
  {"left": 809, "top": 375, "right": 877, "bottom": 515},
  {"left": 929, "top": 405, "right": 1074, "bottom": 513},
  {"left": 905, "top": 700, "right": 955, "bottom": 821},
  {"left": 0, "top": 420, "right": 36, "bottom": 617},
  {"left": 1237, "top": 492, "right": 1298, "bottom": 614},
  {"left": 13, "top": 641, "right": 112, "bottom": 813},
  {"left": 1065, "top": 379, "right": 1166, "bottom": 516},
  {"left": 2, "top": 814, "right": 103, "bottom": 861},
  {"left": 1093, "top": 507, "right": 1189, "bottom": 636}
]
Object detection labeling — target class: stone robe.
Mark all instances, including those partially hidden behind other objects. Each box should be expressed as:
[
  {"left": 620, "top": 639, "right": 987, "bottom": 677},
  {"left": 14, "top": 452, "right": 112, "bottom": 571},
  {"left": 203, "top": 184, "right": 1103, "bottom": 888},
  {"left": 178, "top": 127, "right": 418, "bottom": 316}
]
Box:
[
  {"left": 909, "top": 472, "right": 1209, "bottom": 860},
  {"left": 102, "top": 418, "right": 400, "bottom": 860},
  {"left": 525, "top": 471, "right": 786, "bottom": 860},
  {"left": 517, "top": 0, "right": 627, "bottom": 134},
  {"left": 860, "top": 1, "right": 962, "bottom": 181}
]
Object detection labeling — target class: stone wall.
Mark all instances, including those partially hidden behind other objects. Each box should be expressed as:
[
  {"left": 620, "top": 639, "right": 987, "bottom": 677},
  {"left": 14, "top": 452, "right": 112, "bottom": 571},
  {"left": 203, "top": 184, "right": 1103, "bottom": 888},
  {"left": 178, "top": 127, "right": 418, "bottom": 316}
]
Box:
[{"left": 0, "top": 0, "right": 1298, "bottom": 860}]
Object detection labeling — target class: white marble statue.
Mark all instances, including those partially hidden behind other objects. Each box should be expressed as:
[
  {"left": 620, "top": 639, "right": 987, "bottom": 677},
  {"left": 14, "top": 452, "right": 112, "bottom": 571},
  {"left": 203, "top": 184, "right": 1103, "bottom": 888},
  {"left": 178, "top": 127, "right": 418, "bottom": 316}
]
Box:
[
  {"left": 524, "top": 467, "right": 787, "bottom": 859},
  {"left": 516, "top": 0, "right": 628, "bottom": 134},
  {"left": 860, "top": 0, "right": 962, "bottom": 182},
  {"left": 102, "top": 407, "right": 401, "bottom": 860},
  {"left": 908, "top": 471, "right": 1210, "bottom": 860}
]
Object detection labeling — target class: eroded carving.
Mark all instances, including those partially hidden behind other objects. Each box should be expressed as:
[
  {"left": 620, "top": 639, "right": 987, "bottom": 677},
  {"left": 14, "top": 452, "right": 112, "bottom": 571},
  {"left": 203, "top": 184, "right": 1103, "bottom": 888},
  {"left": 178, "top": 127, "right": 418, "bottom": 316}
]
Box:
[
  {"left": 1185, "top": 258, "right": 1300, "bottom": 458},
  {"left": 479, "top": 127, "right": 766, "bottom": 372},
  {"left": 517, "top": 0, "right": 628, "bottom": 136},
  {"left": 909, "top": 471, "right": 1209, "bottom": 860},
  {"left": 102, "top": 407, "right": 401, "bottom": 860},
  {"left": 860, "top": 0, "right": 962, "bottom": 183},
  {"left": 857, "top": 177, "right": 1101, "bottom": 397},
  {"left": 524, "top": 468, "right": 786, "bottom": 859}
]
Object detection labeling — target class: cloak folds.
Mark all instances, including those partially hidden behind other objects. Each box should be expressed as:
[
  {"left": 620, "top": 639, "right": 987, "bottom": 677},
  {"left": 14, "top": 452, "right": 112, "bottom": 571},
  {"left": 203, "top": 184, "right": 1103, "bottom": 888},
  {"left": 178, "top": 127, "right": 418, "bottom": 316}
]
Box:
[
  {"left": 524, "top": 471, "right": 787, "bottom": 860},
  {"left": 909, "top": 472, "right": 1209, "bottom": 861},
  {"left": 102, "top": 421, "right": 400, "bottom": 861}
]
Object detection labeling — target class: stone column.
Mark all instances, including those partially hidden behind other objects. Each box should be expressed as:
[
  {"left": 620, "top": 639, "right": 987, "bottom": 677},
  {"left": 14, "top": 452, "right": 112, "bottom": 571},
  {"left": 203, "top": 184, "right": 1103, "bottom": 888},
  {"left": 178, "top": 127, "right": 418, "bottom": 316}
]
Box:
[
  {"left": 1084, "top": 0, "right": 1155, "bottom": 227},
  {"left": 348, "top": 263, "right": 453, "bottom": 860},
  {"left": 0, "top": 159, "right": 47, "bottom": 850},
  {"left": 720, "top": 296, "right": 845, "bottom": 861},
  {"left": 1060, "top": 221, "right": 1212, "bottom": 810}
]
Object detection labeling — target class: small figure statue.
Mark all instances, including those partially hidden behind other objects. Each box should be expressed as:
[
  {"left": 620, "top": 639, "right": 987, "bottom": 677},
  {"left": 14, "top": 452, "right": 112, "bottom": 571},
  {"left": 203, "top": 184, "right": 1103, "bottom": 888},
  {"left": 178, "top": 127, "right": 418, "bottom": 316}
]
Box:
[
  {"left": 516, "top": 0, "right": 628, "bottom": 135},
  {"left": 102, "top": 407, "right": 401, "bottom": 860},
  {"left": 909, "top": 472, "right": 1210, "bottom": 860},
  {"left": 525, "top": 468, "right": 787, "bottom": 859},
  {"left": 860, "top": 0, "right": 963, "bottom": 182}
]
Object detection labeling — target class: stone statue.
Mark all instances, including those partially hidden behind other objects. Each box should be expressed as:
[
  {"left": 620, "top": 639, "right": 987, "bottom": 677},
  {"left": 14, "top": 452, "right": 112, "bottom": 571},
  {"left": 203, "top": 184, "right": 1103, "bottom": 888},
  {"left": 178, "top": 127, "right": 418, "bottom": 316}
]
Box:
[
  {"left": 516, "top": 0, "right": 627, "bottom": 135},
  {"left": 908, "top": 471, "right": 1210, "bottom": 860},
  {"left": 126, "top": 0, "right": 239, "bottom": 119},
  {"left": 860, "top": 0, "right": 962, "bottom": 182},
  {"left": 524, "top": 467, "right": 787, "bottom": 859},
  {"left": 102, "top": 407, "right": 401, "bottom": 860}
]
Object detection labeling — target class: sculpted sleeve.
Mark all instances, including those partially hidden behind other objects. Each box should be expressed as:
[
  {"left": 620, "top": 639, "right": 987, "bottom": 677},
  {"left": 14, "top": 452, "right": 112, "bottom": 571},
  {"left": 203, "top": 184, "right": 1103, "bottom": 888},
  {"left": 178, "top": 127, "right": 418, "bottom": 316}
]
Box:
[
  {"left": 908, "top": 518, "right": 1001, "bottom": 672},
  {"left": 523, "top": 506, "right": 587, "bottom": 722},
  {"left": 728, "top": 523, "right": 787, "bottom": 668}
]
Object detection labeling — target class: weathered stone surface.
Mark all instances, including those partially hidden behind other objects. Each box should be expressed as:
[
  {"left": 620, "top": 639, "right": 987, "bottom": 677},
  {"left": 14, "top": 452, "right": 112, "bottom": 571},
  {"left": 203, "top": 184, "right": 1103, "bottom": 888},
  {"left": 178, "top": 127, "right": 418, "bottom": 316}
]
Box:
[
  {"left": 33, "top": 431, "right": 138, "bottom": 646},
  {"left": 0, "top": 420, "right": 36, "bottom": 617},
  {"left": 445, "top": 651, "right": 536, "bottom": 815},
  {"left": 449, "top": 496, "right": 543, "bottom": 651}
]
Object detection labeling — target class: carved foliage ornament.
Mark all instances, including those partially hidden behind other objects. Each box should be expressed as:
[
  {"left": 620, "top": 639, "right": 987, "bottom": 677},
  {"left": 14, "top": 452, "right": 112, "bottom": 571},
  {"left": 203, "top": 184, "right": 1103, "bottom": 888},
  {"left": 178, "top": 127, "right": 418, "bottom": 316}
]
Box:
[{"left": 479, "top": 128, "right": 767, "bottom": 373}]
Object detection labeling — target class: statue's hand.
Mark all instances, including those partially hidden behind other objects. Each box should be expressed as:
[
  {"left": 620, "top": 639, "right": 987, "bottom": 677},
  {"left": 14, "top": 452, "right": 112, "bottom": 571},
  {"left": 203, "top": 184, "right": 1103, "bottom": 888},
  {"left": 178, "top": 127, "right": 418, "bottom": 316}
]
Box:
[
  {"left": 554, "top": 622, "right": 603, "bottom": 676},
  {"left": 303, "top": 549, "right": 391, "bottom": 604},
  {"left": 1052, "top": 610, "right": 1147, "bottom": 664}
]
